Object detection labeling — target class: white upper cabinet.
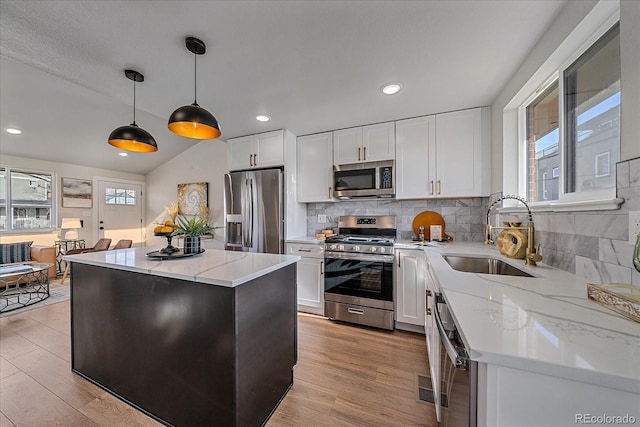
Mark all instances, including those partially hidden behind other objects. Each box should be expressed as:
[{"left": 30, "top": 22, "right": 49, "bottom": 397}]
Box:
[
  {"left": 396, "top": 115, "right": 436, "bottom": 199},
  {"left": 435, "top": 108, "right": 489, "bottom": 198},
  {"left": 297, "top": 132, "right": 335, "bottom": 203},
  {"left": 227, "top": 130, "right": 285, "bottom": 170},
  {"left": 333, "top": 122, "right": 395, "bottom": 165},
  {"left": 396, "top": 107, "right": 490, "bottom": 199}
]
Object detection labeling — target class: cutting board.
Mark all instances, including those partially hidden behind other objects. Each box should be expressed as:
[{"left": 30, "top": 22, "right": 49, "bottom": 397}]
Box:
[{"left": 412, "top": 211, "right": 452, "bottom": 241}]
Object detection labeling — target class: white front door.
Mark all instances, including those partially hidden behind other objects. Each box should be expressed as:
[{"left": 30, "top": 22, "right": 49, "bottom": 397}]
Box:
[{"left": 98, "top": 180, "right": 144, "bottom": 247}]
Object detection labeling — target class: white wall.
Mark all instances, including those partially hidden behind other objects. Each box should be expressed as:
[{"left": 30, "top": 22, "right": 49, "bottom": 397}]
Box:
[
  {"left": 0, "top": 154, "right": 144, "bottom": 245},
  {"left": 620, "top": 0, "right": 640, "bottom": 161},
  {"left": 144, "top": 139, "right": 228, "bottom": 250}
]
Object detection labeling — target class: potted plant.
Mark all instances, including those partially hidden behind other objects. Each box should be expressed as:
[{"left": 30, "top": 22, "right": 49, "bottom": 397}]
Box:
[{"left": 172, "top": 213, "right": 224, "bottom": 254}]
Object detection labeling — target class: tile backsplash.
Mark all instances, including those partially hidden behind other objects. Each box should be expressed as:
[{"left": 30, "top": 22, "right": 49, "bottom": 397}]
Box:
[
  {"left": 306, "top": 197, "right": 489, "bottom": 242},
  {"left": 306, "top": 157, "right": 640, "bottom": 285}
]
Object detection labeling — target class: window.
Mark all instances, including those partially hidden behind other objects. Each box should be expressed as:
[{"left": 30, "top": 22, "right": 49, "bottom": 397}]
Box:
[
  {"left": 520, "top": 19, "right": 620, "bottom": 208},
  {"left": 105, "top": 187, "right": 137, "bottom": 205},
  {"left": 0, "top": 167, "right": 55, "bottom": 232},
  {"left": 564, "top": 23, "right": 620, "bottom": 194},
  {"left": 526, "top": 81, "right": 559, "bottom": 202}
]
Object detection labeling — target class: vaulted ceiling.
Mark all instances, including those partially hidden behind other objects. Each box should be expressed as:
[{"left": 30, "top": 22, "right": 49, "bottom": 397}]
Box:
[{"left": 0, "top": 0, "right": 566, "bottom": 175}]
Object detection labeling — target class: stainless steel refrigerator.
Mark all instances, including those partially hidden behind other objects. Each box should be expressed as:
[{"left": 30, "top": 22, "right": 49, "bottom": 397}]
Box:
[{"left": 224, "top": 168, "right": 283, "bottom": 254}]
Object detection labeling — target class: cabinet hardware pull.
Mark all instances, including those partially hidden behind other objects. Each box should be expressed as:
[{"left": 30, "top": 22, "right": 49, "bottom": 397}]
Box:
[
  {"left": 254, "top": 153, "right": 257, "bottom": 166},
  {"left": 398, "top": 253, "right": 401, "bottom": 268},
  {"left": 348, "top": 307, "right": 364, "bottom": 315},
  {"left": 329, "top": 187, "right": 332, "bottom": 198},
  {"left": 249, "top": 154, "right": 254, "bottom": 166},
  {"left": 426, "top": 308, "right": 432, "bottom": 316},
  {"left": 358, "top": 147, "right": 361, "bottom": 161},
  {"left": 298, "top": 249, "right": 312, "bottom": 252},
  {"left": 430, "top": 180, "right": 434, "bottom": 195},
  {"left": 363, "top": 146, "right": 366, "bottom": 160},
  {"left": 438, "top": 180, "right": 442, "bottom": 195},
  {"left": 320, "top": 261, "right": 324, "bottom": 275}
]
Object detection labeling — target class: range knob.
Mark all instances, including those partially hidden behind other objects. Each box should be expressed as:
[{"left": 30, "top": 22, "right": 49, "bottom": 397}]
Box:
[
  {"left": 338, "top": 244, "right": 345, "bottom": 251},
  {"left": 370, "top": 246, "right": 377, "bottom": 252},
  {"left": 379, "top": 247, "right": 386, "bottom": 253},
  {"left": 353, "top": 245, "right": 361, "bottom": 252},
  {"left": 329, "top": 244, "right": 338, "bottom": 251}
]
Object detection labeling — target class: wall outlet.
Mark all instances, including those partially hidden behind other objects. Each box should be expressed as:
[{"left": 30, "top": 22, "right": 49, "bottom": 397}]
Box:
[
  {"left": 630, "top": 211, "right": 640, "bottom": 244},
  {"left": 318, "top": 214, "right": 327, "bottom": 224}
]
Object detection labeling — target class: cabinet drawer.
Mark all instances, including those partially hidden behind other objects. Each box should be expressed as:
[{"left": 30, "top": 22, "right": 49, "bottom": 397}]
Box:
[{"left": 286, "top": 243, "right": 324, "bottom": 258}]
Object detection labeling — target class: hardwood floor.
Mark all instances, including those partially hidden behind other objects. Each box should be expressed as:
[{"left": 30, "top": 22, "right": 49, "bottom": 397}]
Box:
[{"left": 1, "top": 300, "right": 436, "bottom": 426}]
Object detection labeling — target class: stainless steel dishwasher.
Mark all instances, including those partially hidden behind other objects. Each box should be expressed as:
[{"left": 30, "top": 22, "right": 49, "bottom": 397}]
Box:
[{"left": 435, "top": 293, "right": 477, "bottom": 427}]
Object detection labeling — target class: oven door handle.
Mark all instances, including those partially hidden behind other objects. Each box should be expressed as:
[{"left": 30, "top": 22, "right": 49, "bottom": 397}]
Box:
[
  {"left": 324, "top": 252, "right": 395, "bottom": 263},
  {"left": 434, "top": 298, "right": 468, "bottom": 370}
]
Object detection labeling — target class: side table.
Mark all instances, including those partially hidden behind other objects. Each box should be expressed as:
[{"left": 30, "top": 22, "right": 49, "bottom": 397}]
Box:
[
  {"left": 55, "top": 239, "right": 86, "bottom": 275},
  {"left": 0, "top": 262, "right": 53, "bottom": 313}
]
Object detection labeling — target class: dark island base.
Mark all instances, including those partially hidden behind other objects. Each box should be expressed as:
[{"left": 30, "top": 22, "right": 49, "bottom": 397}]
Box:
[{"left": 70, "top": 262, "right": 297, "bottom": 426}]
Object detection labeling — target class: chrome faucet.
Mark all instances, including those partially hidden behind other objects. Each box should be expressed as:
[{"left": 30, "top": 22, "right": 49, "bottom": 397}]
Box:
[{"left": 485, "top": 195, "right": 542, "bottom": 266}]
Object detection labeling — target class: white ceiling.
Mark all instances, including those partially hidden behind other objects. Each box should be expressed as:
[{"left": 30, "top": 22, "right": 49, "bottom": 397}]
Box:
[{"left": 0, "top": 0, "right": 566, "bottom": 175}]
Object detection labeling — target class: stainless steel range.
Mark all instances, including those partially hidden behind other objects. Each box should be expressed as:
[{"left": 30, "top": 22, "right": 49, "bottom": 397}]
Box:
[{"left": 324, "top": 215, "right": 396, "bottom": 330}]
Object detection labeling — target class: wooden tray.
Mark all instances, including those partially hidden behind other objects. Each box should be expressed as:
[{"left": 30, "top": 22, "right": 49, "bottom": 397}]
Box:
[
  {"left": 412, "top": 211, "right": 452, "bottom": 241},
  {"left": 587, "top": 283, "right": 640, "bottom": 323}
]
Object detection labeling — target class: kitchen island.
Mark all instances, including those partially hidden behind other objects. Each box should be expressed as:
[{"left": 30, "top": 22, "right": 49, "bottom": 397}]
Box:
[{"left": 65, "top": 247, "right": 300, "bottom": 427}]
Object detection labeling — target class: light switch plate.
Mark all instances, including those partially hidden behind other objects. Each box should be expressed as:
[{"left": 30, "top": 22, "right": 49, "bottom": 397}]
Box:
[
  {"left": 629, "top": 211, "right": 640, "bottom": 244},
  {"left": 318, "top": 214, "right": 327, "bottom": 224}
]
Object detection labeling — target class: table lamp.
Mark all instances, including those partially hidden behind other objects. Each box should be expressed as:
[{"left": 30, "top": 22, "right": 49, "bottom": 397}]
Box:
[{"left": 61, "top": 218, "right": 82, "bottom": 240}]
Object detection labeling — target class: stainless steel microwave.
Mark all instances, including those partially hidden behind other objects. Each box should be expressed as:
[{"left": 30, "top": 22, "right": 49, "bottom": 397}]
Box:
[{"left": 333, "top": 160, "right": 394, "bottom": 199}]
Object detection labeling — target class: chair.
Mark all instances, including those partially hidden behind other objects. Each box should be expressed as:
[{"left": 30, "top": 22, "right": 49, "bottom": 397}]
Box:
[
  {"left": 61, "top": 238, "right": 112, "bottom": 282},
  {"left": 113, "top": 239, "right": 133, "bottom": 250}
]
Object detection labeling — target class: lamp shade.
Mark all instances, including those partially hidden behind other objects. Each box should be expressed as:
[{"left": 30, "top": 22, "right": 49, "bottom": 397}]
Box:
[
  {"left": 108, "top": 70, "right": 158, "bottom": 153},
  {"left": 61, "top": 218, "right": 82, "bottom": 240},
  {"left": 168, "top": 103, "right": 221, "bottom": 139},
  {"left": 108, "top": 123, "right": 158, "bottom": 152}
]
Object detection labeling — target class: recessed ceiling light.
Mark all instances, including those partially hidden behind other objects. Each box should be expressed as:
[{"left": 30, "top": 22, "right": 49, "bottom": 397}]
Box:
[
  {"left": 381, "top": 83, "right": 402, "bottom": 95},
  {"left": 256, "top": 115, "right": 270, "bottom": 122},
  {"left": 6, "top": 128, "right": 22, "bottom": 134},
  {"left": 119, "top": 152, "right": 129, "bottom": 157}
]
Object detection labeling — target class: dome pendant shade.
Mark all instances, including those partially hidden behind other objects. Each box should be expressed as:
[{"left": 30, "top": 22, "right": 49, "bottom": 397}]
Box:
[
  {"left": 168, "top": 36, "right": 221, "bottom": 140},
  {"left": 108, "top": 123, "right": 158, "bottom": 152},
  {"left": 108, "top": 69, "right": 158, "bottom": 152},
  {"left": 168, "top": 103, "right": 221, "bottom": 139}
]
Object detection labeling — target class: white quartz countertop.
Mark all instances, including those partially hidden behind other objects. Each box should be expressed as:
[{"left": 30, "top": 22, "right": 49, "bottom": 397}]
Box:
[
  {"left": 402, "top": 241, "right": 640, "bottom": 394},
  {"left": 64, "top": 247, "right": 300, "bottom": 287},
  {"left": 285, "top": 236, "right": 325, "bottom": 244}
]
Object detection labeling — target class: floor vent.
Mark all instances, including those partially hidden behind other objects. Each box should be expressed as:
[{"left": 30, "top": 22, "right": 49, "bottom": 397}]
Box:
[{"left": 417, "top": 374, "right": 448, "bottom": 407}]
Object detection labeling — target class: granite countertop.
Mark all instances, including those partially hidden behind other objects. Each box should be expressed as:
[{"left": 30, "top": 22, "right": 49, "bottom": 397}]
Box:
[
  {"left": 64, "top": 247, "right": 300, "bottom": 288},
  {"left": 411, "top": 241, "right": 640, "bottom": 394}
]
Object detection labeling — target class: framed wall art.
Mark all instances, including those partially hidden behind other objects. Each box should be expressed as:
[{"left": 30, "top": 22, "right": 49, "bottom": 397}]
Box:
[
  {"left": 178, "top": 182, "right": 209, "bottom": 216},
  {"left": 62, "top": 177, "right": 93, "bottom": 208}
]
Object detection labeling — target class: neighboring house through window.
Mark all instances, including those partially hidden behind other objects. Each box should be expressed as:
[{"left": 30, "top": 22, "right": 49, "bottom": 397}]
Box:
[{"left": 0, "top": 167, "right": 55, "bottom": 232}]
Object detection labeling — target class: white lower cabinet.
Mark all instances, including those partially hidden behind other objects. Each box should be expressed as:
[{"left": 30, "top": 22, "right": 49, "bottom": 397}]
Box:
[
  {"left": 287, "top": 242, "right": 324, "bottom": 315},
  {"left": 395, "top": 248, "right": 426, "bottom": 331}
]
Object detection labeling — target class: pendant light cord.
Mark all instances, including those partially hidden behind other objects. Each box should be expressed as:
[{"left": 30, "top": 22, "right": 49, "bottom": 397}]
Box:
[
  {"left": 193, "top": 52, "right": 198, "bottom": 105},
  {"left": 132, "top": 77, "right": 137, "bottom": 125}
]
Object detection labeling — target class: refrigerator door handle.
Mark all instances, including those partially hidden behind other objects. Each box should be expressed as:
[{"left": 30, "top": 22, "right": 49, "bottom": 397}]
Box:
[
  {"left": 242, "top": 177, "right": 252, "bottom": 248},
  {"left": 248, "top": 178, "right": 254, "bottom": 248}
]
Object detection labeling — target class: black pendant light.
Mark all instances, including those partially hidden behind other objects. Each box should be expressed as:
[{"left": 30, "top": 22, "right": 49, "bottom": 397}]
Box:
[
  {"left": 108, "top": 70, "right": 158, "bottom": 152},
  {"left": 168, "top": 37, "right": 221, "bottom": 140}
]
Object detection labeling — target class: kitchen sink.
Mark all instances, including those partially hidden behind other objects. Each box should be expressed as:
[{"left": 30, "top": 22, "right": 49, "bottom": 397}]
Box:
[{"left": 443, "top": 256, "right": 534, "bottom": 277}]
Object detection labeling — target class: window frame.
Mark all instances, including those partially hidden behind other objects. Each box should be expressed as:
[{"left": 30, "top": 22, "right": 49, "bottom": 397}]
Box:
[
  {"left": 0, "top": 166, "right": 57, "bottom": 234},
  {"left": 508, "top": 2, "right": 622, "bottom": 213}
]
